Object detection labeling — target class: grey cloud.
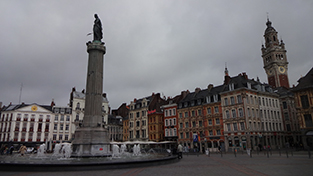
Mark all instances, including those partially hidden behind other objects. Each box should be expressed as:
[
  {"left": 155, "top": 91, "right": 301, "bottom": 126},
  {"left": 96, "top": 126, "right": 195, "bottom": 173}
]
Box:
[{"left": 1, "top": 0, "right": 312, "bottom": 109}]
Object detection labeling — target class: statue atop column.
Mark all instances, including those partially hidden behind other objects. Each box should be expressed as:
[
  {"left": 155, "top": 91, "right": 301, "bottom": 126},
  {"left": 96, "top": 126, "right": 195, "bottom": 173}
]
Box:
[{"left": 93, "top": 14, "right": 103, "bottom": 42}]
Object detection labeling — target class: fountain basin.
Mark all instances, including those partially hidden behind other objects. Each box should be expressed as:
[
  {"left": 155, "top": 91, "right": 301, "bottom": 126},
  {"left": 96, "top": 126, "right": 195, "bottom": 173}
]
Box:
[{"left": 0, "top": 154, "right": 178, "bottom": 172}]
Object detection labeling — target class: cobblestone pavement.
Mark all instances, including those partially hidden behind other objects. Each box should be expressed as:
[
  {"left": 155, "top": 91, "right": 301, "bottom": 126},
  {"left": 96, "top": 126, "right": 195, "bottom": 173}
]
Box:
[{"left": 1, "top": 151, "right": 313, "bottom": 176}]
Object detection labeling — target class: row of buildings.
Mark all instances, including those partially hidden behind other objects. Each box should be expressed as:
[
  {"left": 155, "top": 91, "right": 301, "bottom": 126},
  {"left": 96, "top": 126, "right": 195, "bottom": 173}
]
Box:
[
  {"left": 0, "top": 88, "right": 122, "bottom": 150},
  {"left": 118, "top": 19, "right": 312, "bottom": 152},
  {"left": 1, "top": 19, "right": 312, "bottom": 152}
]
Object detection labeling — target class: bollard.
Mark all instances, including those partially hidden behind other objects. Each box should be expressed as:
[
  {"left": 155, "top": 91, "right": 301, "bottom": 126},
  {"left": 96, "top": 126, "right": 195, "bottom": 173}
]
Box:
[
  {"left": 286, "top": 150, "right": 289, "bottom": 158},
  {"left": 234, "top": 149, "right": 237, "bottom": 157}
]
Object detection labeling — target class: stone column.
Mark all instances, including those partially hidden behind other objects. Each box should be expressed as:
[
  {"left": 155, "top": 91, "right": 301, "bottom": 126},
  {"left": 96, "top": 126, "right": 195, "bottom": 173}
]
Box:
[{"left": 72, "top": 41, "right": 110, "bottom": 157}]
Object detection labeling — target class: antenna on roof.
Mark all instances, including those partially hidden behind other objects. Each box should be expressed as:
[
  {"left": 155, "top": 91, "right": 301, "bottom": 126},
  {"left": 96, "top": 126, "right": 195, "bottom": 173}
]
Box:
[{"left": 19, "top": 83, "right": 23, "bottom": 104}]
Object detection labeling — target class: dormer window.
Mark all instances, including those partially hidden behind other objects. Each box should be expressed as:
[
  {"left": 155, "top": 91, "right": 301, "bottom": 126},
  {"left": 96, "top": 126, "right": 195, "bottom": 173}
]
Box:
[
  {"left": 191, "top": 101, "right": 195, "bottom": 106},
  {"left": 213, "top": 95, "right": 218, "bottom": 102},
  {"left": 247, "top": 82, "right": 251, "bottom": 89},
  {"left": 184, "top": 102, "right": 188, "bottom": 107},
  {"left": 206, "top": 96, "right": 211, "bottom": 103},
  {"left": 229, "top": 83, "right": 235, "bottom": 91}
]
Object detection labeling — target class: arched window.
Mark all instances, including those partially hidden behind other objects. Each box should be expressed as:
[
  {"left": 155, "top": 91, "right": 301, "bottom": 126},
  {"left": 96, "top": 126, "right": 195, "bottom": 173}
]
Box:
[
  {"left": 226, "top": 110, "right": 230, "bottom": 119},
  {"left": 232, "top": 109, "right": 236, "bottom": 118}
]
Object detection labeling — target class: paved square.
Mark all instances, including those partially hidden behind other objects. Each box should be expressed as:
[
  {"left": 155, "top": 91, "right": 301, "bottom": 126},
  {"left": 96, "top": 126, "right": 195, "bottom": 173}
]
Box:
[{"left": 1, "top": 151, "right": 313, "bottom": 176}]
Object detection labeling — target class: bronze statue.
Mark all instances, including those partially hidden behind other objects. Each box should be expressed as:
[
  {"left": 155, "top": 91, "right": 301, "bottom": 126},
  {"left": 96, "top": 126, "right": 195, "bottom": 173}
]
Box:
[{"left": 93, "top": 14, "right": 102, "bottom": 42}]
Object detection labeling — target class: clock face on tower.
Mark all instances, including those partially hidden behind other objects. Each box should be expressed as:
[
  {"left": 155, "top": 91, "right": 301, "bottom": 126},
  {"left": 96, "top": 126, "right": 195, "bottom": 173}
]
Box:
[{"left": 278, "top": 66, "right": 285, "bottom": 73}]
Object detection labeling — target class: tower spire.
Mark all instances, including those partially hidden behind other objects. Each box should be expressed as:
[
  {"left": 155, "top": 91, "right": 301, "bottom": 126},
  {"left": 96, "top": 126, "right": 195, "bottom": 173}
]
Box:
[{"left": 261, "top": 17, "right": 290, "bottom": 89}]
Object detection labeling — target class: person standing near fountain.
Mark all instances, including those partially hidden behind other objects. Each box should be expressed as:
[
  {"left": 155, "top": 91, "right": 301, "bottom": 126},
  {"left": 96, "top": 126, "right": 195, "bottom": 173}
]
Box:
[{"left": 19, "top": 144, "right": 27, "bottom": 156}]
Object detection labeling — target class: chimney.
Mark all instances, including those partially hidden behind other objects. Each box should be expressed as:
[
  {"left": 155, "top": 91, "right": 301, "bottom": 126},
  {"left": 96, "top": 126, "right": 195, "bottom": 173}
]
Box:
[
  {"left": 242, "top": 72, "right": 248, "bottom": 79},
  {"left": 82, "top": 89, "right": 85, "bottom": 93},
  {"left": 224, "top": 65, "right": 231, "bottom": 85},
  {"left": 195, "top": 87, "right": 201, "bottom": 93},
  {"left": 134, "top": 98, "right": 137, "bottom": 103},
  {"left": 102, "top": 93, "right": 106, "bottom": 98},
  {"left": 224, "top": 75, "right": 231, "bottom": 85},
  {"left": 181, "top": 90, "right": 190, "bottom": 99},
  {"left": 207, "top": 84, "right": 213, "bottom": 91},
  {"left": 51, "top": 99, "right": 55, "bottom": 107},
  {"left": 72, "top": 87, "right": 76, "bottom": 92}
]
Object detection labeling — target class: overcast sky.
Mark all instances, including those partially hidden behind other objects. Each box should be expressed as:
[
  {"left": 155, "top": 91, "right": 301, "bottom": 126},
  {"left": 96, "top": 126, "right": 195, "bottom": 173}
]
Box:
[{"left": 1, "top": 0, "right": 312, "bottom": 109}]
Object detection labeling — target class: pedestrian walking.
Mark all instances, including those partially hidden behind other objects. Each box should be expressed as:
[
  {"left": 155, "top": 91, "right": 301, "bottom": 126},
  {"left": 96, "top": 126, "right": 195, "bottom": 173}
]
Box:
[
  {"left": 9, "top": 146, "right": 14, "bottom": 155},
  {"left": 177, "top": 144, "right": 183, "bottom": 159}
]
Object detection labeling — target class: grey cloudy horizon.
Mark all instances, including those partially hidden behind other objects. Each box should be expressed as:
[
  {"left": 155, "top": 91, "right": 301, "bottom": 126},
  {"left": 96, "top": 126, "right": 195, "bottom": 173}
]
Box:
[{"left": 1, "top": 0, "right": 312, "bottom": 109}]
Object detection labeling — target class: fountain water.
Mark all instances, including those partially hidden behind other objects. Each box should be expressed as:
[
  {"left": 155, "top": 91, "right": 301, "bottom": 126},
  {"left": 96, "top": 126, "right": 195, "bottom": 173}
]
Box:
[
  {"left": 37, "top": 144, "right": 46, "bottom": 157},
  {"left": 112, "top": 144, "right": 120, "bottom": 158},
  {"left": 49, "top": 143, "right": 73, "bottom": 159},
  {"left": 120, "top": 144, "right": 127, "bottom": 155},
  {"left": 133, "top": 144, "right": 141, "bottom": 156},
  {"left": 62, "top": 143, "right": 72, "bottom": 158},
  {"left": 52, "top": 143, "right": 62, "bottom": 157}
]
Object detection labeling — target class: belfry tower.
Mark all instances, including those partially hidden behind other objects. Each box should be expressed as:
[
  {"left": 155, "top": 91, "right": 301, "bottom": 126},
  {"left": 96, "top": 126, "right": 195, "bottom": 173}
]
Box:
[{"left": 261, "top": 18, "right": 290, "bottom": 88}]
